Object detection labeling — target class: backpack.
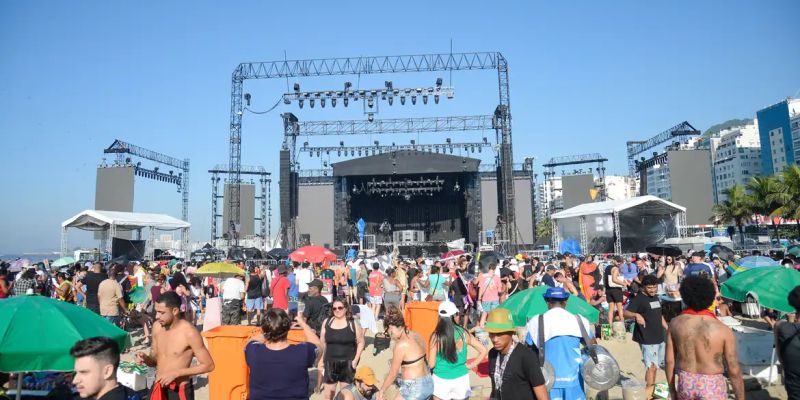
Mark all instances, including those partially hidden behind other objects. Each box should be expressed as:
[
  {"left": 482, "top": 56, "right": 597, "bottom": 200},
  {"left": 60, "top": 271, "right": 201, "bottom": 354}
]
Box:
[
  {"left": 309, "top": 302, "right": 332, "bottom": 333},
  {"left": 261, "top": 275, "right": 270, "bottom": 298}
]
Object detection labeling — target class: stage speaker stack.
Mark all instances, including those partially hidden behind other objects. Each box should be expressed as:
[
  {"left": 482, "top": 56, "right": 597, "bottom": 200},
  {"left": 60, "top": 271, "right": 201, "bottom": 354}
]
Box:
[{"left": 393, "top": 230, "right": 425, "bottom": 244}]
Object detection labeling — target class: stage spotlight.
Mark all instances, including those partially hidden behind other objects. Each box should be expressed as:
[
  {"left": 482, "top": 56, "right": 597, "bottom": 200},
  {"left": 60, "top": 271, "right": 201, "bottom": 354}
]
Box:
[
  {"left": 411, "top": 139, "right": 416, "bottom": 145},
  {"left": 388, "top": 96, "right": 394, "bottom": 106},
  {"left": 344, "top": 98, "right": 349, "bottom": 107},
  {"left": 244, "top": 93, "right": 251, "bottom": 106},
  {"left": 381, "top": 90, "right": 387, "bottom": 100},
  {"left": 434, "top": 95, "right": 440, "bottom": 104},
  {"left": 478, "top": 147, "right": 482, "bottom": 153},
  {"left": 320, "top": 98, "right": 326, "bottom": 108},
  {"left": 423, "top": 95, "right": 428, "bottom": 105},
  {"left": 332, "top": 98, "right": 337, "bottom": 107},
  {"left": 368, "top": 113, "right": 374, "bottom": 122},
  {"left": 316, "top": 151, "right": 321, "bottom": 157},
  {"left": 385, "top": 80, "right": 393, "bottom": 90},
  {"left": 298, "top": 99, "right": 304, "bottom": 108},
  {"left": 483, "top": 137, "right": 488, "bottom": 144},
  {"left": 411, "top": 96, "right": 417, "bottom": 105},
  {"left": 367, "top": 97, "right": 374, "bottom": 108},
  {"left": 374, "top": 140, "right": 379, "bottom": 146},
  {"left": 446, "top": 138, "right": 452, "bottom": 144},
  {"left": 340, "top": 141, "right": 345, "bottom": 146},
  {"left": 358, "top": 150, "right": 362, "bottom": 156},
  {"left": 436, "top": 78, "right": 443, "bottom": 88},
  {"left": 310, "top": 99, "right": 315, "bottom": 108},
  {"left": 294, "top": 83, "right": 300, "bottom": 92},
  {"left": 344, "top": 81, "right": 352, "bottom": 91},
  {"left": 400, "top": 96, "right": 406, "bottom": 105},
  {"left": 337, "top": 150, "right": 341, "bottom": 156}
]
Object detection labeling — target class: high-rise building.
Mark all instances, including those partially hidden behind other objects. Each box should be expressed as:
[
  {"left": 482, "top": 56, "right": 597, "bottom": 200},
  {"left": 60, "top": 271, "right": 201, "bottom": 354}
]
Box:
[
  {"left": 713, "top": 122, "right": 762, "bottom": 203},
  {"left": 756, "top": 98, "right": 800, "bottom": 175},
  {"left": 638, "top": 140, "right": 715, "bottom": 225},
  {"left": 602, "top": 175, "right": 639, "bottom": 201},
  {"left": 536, "top": 175, "right": 562, "bottom": 220}
]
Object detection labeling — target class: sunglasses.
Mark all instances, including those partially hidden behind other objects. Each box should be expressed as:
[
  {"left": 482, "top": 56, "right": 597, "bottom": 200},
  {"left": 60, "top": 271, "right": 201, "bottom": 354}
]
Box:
[{"left": 332, "top": 306, "right": 345, "bottom": 311}]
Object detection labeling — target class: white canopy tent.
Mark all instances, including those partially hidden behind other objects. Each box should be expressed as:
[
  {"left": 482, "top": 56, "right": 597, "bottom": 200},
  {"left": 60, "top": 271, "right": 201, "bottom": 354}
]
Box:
[
  {"left": 551, "top": 196, "right": 686, "bottom": 254},
  {"left": 61, "top": 210, "right": 190, "bottom": 257}
]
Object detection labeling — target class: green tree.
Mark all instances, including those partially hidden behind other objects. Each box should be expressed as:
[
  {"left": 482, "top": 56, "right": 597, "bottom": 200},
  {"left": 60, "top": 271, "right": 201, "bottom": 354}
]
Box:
[
  {"left": 712, "top": 184, "right": 751, "bottom": 246},
  {"left": 746, "top": 175, "right": 781, "bottom": 239},
  {"left": 768, "top": 165, "right": 800, "bottom": 237},
  {"left": 536, "top": 218, "right": 553, "bottom": 243}
]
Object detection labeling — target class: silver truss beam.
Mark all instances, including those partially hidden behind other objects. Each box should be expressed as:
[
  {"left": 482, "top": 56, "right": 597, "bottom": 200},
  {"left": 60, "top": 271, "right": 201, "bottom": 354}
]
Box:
[
  {"left": 626, "top": 121, "right": 700, "bottom": 175},
  {"left": 291, "top": 115, "right": 494, "bottom": 136},
  {"left": 300, "top": 142, "right": 493, "bottom": 155},
  {"left": 543, "top": 153, "right": 608, "bottom": 168}
]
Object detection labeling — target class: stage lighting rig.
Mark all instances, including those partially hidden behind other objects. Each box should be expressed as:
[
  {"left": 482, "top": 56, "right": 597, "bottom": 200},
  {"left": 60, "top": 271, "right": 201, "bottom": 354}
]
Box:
[{"left": 283, "top": 85, "right": 454, "bottom": 109}]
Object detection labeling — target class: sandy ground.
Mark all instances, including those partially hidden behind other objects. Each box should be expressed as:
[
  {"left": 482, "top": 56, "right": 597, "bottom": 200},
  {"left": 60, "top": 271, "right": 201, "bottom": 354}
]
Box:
[{"left": 122, "top": 320, "right": 790, "bottom": 400}]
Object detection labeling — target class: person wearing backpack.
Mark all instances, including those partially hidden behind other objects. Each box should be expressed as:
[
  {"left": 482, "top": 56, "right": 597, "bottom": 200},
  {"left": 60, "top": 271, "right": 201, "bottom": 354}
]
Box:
[{"left": 304, "top": 279, "right": 329, "bottom": 334}]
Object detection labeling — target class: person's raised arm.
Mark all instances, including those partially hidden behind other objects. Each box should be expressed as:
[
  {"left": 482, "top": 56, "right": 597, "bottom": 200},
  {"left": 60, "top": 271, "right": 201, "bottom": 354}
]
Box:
[
  {"left": 665, "top": 327, "right": 677, "bottom": 400},
  {"left": 295, "top": 312, "right": 321, "bottom": 347},
  {"left": 723, "top": 327, "right": 745, "bottom": 400}
]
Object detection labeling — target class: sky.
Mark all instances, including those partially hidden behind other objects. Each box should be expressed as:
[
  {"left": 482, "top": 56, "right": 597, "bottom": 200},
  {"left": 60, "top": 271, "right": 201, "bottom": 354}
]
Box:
[{"left": 1, "top": 1, "right": 798, "bottom": 253}]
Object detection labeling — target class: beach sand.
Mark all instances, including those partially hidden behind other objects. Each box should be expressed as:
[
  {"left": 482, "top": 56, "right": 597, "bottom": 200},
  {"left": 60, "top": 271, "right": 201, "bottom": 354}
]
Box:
[{"left": 123, "top": 321, "right": 789, "bottom": 400}]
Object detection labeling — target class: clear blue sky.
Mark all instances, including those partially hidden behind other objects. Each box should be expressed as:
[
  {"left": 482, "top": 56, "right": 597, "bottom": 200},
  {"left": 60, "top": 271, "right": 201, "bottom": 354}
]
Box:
[{"left": 1, "top": 1, "right": 798, "bottom": 253}]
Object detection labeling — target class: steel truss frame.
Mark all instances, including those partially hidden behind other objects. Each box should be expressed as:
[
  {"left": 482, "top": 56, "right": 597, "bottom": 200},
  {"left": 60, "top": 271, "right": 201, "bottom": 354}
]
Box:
[
  {"left": 104, "top": 139, "right": 190, "bottom": 251},
  {"left": 292, "top": 115, "right": 494, "bottom": 136},
  {"left": 542, "top": 152, "right": 608, "bottom": 202},
  {"left": 208, "top": 164, "right": 271, "bottom": 246},
  {"left": 626, "top": 121, "right": 700, "bottom": 176},
  {"left": 228, "top": 52, "right": 516, "bottom": 248}
]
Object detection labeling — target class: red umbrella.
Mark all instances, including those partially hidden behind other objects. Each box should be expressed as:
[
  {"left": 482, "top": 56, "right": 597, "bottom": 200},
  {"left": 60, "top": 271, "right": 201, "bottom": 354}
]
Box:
[
  {"left": 289, "top": 245, "right": 337, "bottom": 264},
  {"left": 441, "top": 249, "right": 465, "bottom": 259}
]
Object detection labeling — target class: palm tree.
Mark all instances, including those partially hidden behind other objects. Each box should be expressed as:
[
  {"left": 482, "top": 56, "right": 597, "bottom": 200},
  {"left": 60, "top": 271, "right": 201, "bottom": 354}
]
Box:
[
  {"left": 768, "top": 165, "right": 800, "bottom": 237},
  {"left": 712, "top": 184, "right": 751, "bottom": 246},
  {"left": 747, "top": 175, "right": 781, "bottom": 239}
]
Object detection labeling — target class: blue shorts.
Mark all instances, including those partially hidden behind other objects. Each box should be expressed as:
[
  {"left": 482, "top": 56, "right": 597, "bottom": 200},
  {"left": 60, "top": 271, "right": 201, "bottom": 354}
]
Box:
[
  {"left": 481, "top": 301, "right": 499, "bottom": 313},
  {"left": 641, "top": 342, "right": 665, "bottom": 368},
  {"left": 397, "top": 375, "right": 434, "bottom": 400},
  {"left": 245, "top": 297, "right": 263, "bottom": 310},
  {"left": 549, "top": 385, "right": 585, "bottom": 400}
]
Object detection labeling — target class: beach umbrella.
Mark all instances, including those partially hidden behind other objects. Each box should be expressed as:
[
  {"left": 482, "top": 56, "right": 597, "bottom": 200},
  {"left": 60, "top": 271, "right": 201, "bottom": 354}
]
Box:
[
  {"left": 645, "top": 245, "right": 682, "bottom": 257},
  {"left": 709, "top": 245, "right": 735, "bottom": 262},
  {"left": 721, "top": 267, "right": 800, "bottom": 313},
  {"left": 194, "top": 262, "right": 243, "bottom": 277},
  {"left": 289, "top": 245, "right": 337, "bottom": 264},
  {"left": 787, "top": 245, "right": 800, "bottom": 258},
  {"left": 266, "top": 248, "right": 291, "bottom": 260},
  {"left": 51, "top": 256, "right": 76, "bottom": 268},
  {"left": 736, "top": 256, "right": 780, "bottom": 270},
  {"left": 559, "top": 239, "right": 582, "bottom": 256},
  {"left": 0, "top": 295, "right": 129, "bottom": 372},
  {"left": 441, "top": 249, "right": 465, "bottom": 260},
  {"left": 499, "top": 286, "right": 600, "bottom": 326}
]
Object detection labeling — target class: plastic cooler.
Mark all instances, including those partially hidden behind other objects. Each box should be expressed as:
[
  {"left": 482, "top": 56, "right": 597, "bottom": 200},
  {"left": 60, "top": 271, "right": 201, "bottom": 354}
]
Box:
[{"left": 202, "top": 325, "right": 308, "bottom": 400}]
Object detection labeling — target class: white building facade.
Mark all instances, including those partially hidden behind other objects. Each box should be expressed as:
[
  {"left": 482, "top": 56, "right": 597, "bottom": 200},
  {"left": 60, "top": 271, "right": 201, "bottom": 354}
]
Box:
[
  {"left": 713, "top": 122, "right": 762, "bottom": 202},
  {"left": 536, "top": 176, "right": 562, "bottom": 220},
  {"left": 602, "top": 175, "right": 639, "bottom": 201}
]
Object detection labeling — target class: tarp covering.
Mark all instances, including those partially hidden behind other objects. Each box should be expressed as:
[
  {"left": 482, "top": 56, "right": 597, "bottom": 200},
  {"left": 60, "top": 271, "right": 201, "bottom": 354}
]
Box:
[
  {"left": 62, "top": 210, "right": 190, "bottom": 231},
  {"left": 551, "top": 195, "right": 685, "bottom": 219},
  {"left": 553, "top": 196, "right": 685, "bottom": 254}
]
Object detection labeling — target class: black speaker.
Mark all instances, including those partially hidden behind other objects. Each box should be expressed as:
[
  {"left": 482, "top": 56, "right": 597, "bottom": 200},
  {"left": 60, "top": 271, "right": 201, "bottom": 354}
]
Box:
[
  {"left": 279, "top": 150, "right": 291, "bottom": 223},
  {"left": 290, "top": 171, "right": 299, "bottom": 219}
]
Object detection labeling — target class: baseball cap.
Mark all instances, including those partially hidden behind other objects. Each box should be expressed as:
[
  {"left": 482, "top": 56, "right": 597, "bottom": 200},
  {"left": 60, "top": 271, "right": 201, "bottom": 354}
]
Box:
[
  {"left": 438, "top": 301, "right": 459, "bottom": 317},
  {"left": 354, "top": 366, "right": 377, "bottom": 386},
  {"left": 484, "top": 308, "right": 516, "bottom": 334},
  {"left": 543, "top": 287, "right": 570, "bottom": 301},
  {"left": 309, "top": 279, "right": 323, "bottom": 290}
]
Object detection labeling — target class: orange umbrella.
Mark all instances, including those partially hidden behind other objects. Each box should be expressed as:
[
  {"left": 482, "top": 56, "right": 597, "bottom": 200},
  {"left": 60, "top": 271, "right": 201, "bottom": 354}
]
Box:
[{"left": 289, "top": 245, "right": 337, "bottom": 264}]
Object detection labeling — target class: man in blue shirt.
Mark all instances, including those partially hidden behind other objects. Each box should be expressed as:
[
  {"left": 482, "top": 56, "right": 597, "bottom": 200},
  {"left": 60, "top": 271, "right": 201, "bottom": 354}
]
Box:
[{"left": 525, "top": 287, "right": 594, "bottom": 400}]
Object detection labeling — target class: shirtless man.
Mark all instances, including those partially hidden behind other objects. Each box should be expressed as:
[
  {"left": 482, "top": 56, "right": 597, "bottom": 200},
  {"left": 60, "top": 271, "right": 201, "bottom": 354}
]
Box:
[
  {"left": 665, "top": 275, "right": 744, "bottom": 400},
  {"left": 136, "top": 291, "right": 215, "bottom": 400}
]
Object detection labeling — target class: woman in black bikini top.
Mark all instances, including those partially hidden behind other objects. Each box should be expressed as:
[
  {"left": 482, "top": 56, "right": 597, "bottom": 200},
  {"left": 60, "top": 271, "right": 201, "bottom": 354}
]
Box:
[{"left": 377, "top": 306, "right": 434, "bottom": 400}]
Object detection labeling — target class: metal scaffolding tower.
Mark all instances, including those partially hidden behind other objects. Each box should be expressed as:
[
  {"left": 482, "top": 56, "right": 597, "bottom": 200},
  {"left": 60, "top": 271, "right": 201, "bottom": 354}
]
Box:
[
  {"left": 227, "top": 52, "right": 518, "bottom": 249},
  {"left": 103, "top": 139, "right": 190, "bottom": 250},
  {"left": 542, "top": 152, "right": 609, "bottom": 205},
  {"left": 208, "top": 164, "right": 271, "bottom": 246},
  {"left": 626, "top": 121, "right": 700, "bottom": 175}
]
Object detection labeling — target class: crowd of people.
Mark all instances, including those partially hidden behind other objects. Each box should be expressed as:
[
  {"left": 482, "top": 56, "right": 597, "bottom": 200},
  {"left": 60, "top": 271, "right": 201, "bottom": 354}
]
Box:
[{"left": 2, "top": 246, "right": 799, "bottom": 400}]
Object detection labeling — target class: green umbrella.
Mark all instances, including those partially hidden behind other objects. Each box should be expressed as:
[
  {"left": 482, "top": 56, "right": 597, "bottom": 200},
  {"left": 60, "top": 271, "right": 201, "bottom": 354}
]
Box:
[
  {"left": 499, "top": 286, "right": 600, "bottom": 326},
  {"left": 787, "top": 245, "right": 800, "bottom": 258},
  {"left": 51, "top": 256, "right": 76, "bottom": 268},
  {"left": 721, "top": 267, "right": 800, "bottom": 313},
  {"left": 0, "top": 295, "right": 130, "bottom": 372}
]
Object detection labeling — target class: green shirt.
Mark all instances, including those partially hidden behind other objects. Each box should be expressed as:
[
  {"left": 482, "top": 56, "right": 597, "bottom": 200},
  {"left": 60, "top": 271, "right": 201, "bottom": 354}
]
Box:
[{"left": 434, "top": 327, "right": 469, "bottom": 379}]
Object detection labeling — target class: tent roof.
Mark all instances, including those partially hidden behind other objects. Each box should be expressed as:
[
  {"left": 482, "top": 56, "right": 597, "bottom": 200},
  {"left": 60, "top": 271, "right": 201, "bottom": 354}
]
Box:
[
  {"left": 551, "top": 195, "right": 686, "bottom": 219},
  {"left": 62, "top": 210, "right": 190, "bottom": 231}
]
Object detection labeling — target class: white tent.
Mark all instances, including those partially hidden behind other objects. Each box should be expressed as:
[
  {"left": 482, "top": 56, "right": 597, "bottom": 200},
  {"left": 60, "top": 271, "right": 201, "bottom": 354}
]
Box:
[
  {"left": 61, "top": 210, "right": 190, "bottom": 256},
  {"left": 551, "top": 196, "right": 686, "bottom": 254}
]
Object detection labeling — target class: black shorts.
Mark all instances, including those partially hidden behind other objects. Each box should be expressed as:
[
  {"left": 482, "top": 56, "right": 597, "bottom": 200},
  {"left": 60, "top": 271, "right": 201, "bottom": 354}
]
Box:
[
  {"left": 606, "top": 288, "right": 624, "bottom": 303},
  {"left": 164, "top": 380, "right": 194, "bottom": 400},
  {"left": 324, "top": 358, "right": 355, "bottom": 384}
]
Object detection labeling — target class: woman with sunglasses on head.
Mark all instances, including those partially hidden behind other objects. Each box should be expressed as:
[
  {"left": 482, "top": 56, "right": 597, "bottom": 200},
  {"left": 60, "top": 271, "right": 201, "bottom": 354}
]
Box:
[
  {"left": 428, "top": 301, "right": 488, "bottom": 400},
  {"left": 662, "top": 256, "right": 682, "bottom": 286},
  {"left": 377, "top": 306, "right": 433, "bottom": 400},
  {"left": 320, "top": 297, "right": 365, "bottom": 400}
]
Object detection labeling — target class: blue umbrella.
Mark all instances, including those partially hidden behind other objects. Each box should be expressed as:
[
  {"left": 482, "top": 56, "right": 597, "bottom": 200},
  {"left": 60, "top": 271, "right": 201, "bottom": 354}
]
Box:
[
  {"left": 736, "top": 256, "right": 780, "bottom": 270},
  {"left": 559, "top": 239, "right": 582, "bottom": 255}
]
